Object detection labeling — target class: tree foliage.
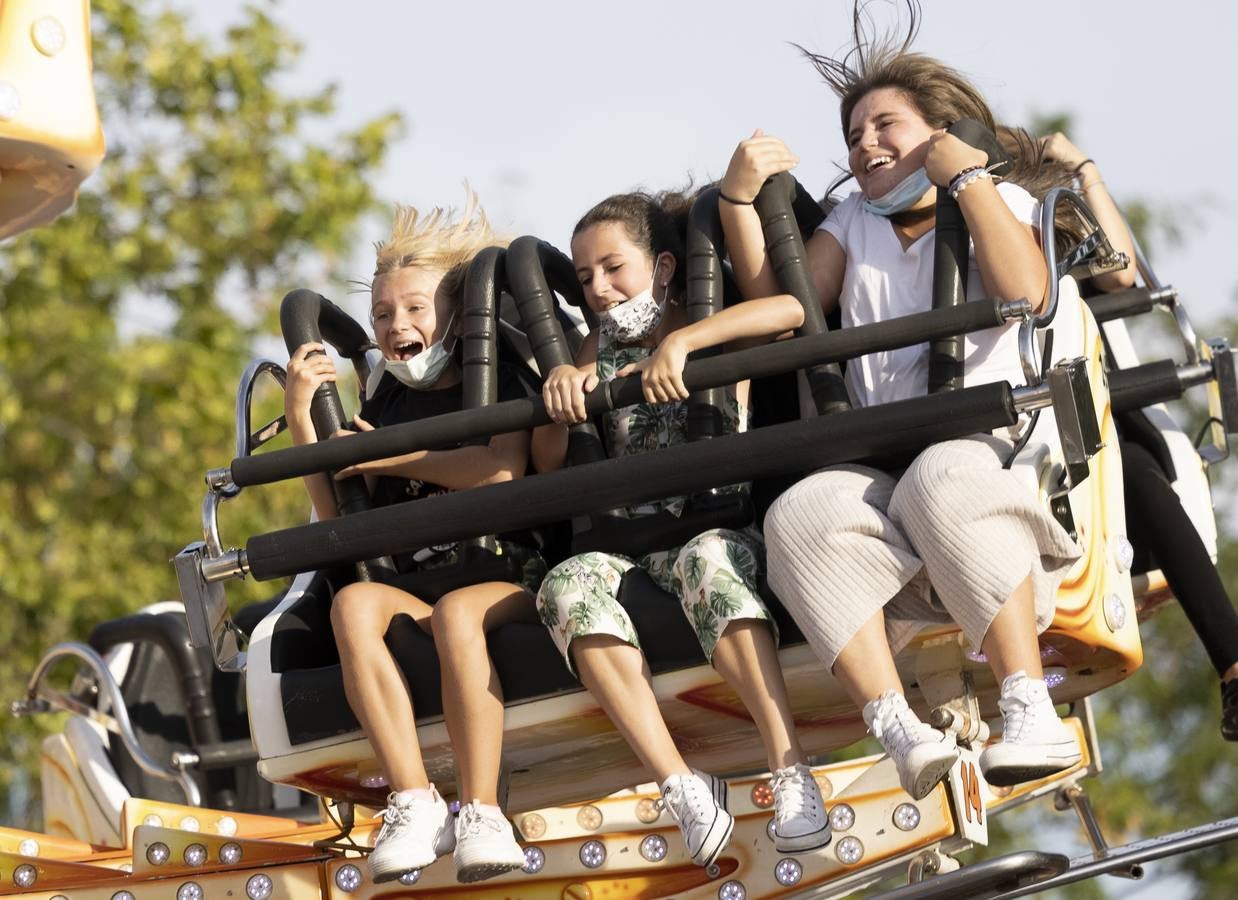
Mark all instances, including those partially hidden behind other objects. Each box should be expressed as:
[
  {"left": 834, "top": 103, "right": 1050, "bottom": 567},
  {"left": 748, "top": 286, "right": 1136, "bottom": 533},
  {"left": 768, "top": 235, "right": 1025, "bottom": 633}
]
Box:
[{"left": 0, "top": 0, "right": 400, "bottom": 818}]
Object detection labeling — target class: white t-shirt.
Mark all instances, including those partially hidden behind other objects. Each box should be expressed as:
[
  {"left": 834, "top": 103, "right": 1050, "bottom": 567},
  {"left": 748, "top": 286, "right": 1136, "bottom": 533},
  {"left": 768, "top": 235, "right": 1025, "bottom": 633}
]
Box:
[{"left": 818, "top": 182, "right": 1039, "bottom": 408}]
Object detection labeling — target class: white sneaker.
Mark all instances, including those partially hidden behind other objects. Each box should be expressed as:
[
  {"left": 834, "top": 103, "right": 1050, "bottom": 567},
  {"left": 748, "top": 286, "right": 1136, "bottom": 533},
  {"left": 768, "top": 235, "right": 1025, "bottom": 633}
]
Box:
[
  {"left": 367, "top": 786, "right": 456, "bottom": 883},
  {"left": 980, "top": 671, "right": 1082, "bottom": 786},
  {"left": 453, "top": 800, "right": 527, "bottom": 883},
  {"left": 863, "top": 690, "right": 960, "bottom": 800},
  {"left": 770, "top": 763, "right": 831, "bottom": 852},
  {"left": 660, "top": 772, "right": 734, "bottom": 867},
  {"left": 693, "top": 768, "right": 729, "bottom": 811}
]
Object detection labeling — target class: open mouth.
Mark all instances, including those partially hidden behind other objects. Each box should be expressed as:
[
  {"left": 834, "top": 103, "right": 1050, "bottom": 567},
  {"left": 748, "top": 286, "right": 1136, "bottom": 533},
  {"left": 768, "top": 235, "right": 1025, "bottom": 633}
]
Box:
[
  {"left": 865, "top": 155, "right": 894, "bottom": 173},
  {"left": 393, "top": 339, "right": 423, "bottom": 360}
]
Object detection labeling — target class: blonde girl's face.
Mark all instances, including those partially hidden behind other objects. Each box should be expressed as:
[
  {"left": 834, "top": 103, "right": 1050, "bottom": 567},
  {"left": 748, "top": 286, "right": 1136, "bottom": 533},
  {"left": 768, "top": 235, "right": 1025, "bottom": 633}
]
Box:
[
  {"left": 570, "top": 221, "right": 672, "bottom": 317},
  {"left": 369, "top": 265, "right": 453, "bottom": 361},
  {"left": 846, "top": 86, "right": 937, "bottom": 200}
]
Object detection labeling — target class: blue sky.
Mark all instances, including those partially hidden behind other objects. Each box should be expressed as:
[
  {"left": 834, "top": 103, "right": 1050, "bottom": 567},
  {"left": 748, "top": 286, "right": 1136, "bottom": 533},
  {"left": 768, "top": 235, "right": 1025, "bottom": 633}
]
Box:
[{"left": 192, "top": 0, "right": 1236, "bottom": 335}]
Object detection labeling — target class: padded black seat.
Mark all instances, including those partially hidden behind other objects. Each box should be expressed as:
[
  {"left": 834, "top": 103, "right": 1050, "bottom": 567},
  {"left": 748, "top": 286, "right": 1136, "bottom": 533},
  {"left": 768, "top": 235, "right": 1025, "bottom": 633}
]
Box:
[{"left": 273, "top": 565, "right": 808, "bottom": 746}]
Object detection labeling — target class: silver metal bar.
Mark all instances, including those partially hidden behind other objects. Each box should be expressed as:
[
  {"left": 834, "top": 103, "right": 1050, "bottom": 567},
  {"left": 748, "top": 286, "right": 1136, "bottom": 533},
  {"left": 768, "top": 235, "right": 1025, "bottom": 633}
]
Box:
[
  {"left": 234, "top": 358, "right": 287, "bottom": 460},
  {"left": 1054, "top": 785, "right": 1142, "bottom": 879},
  {"left": 200, "top": 549, "right": 249, "bottom": 583},
  {"left": 1011, "top": 383, "right": 1053, "bottom": 413},
  {"left": 13, "top": 642, "right": 202, "bottom": 806},
  {"left": 996, "top": 817, "right": 1238, "bottom": 898}
]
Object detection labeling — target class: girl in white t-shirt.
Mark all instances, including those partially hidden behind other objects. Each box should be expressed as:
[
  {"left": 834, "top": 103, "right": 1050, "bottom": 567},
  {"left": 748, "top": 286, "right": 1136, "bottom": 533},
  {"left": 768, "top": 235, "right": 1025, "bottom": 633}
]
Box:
[{"left": 703, "top": 16, "right": 1083, "bottom": 798}]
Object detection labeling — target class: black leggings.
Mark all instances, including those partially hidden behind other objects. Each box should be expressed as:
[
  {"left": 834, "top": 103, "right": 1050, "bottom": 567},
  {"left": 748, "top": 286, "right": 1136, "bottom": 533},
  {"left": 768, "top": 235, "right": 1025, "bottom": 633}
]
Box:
[{"left": 1122, "top": 440, "right": 1238, "bottom": 676}]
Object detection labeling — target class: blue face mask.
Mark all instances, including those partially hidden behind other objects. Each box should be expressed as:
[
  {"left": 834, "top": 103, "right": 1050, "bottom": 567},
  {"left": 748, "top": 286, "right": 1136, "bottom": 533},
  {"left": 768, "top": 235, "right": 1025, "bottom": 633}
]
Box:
[{"left": 862, "top": 167, "right": 935, "bottom": 217}]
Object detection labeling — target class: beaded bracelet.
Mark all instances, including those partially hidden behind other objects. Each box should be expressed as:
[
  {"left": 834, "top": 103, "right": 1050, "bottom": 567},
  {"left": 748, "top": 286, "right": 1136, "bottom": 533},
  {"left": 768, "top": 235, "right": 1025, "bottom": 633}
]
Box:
[{"left": 948, "top": 168, "right": 993, "bottom": 200}]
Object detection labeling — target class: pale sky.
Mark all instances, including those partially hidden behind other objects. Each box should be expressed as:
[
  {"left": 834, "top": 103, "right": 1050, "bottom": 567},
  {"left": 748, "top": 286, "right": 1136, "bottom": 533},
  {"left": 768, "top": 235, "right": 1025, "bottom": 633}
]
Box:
[{"left": 191, "top": 0, "right": 1236, "bottom": 335}]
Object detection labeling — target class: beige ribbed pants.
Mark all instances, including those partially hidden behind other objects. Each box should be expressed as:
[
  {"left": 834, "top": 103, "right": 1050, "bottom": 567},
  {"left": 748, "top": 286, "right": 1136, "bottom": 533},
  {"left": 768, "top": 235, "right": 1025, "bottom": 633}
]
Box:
[{"left": 764, "top": 435, "right": 1081, "bottom": 670}]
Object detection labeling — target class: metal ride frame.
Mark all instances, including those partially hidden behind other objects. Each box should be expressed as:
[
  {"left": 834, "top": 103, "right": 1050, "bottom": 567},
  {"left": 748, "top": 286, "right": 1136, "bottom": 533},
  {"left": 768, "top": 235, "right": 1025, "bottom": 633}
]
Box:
[{"left": 15, "top": 173, "right": 1238, "bottom": 898}]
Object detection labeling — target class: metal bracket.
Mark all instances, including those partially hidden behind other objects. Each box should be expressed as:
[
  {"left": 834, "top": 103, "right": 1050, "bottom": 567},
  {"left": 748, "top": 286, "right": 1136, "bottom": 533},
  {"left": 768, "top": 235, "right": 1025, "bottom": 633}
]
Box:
[
  {"left": 1047, "top": 357, "right": 1104, "bottom": 492},
  {"left": 1200, "top": 337, "right": 1238, "bottom": 465},
  {"left": 174, "top": 542, "right": 246, "bottom": 673}
]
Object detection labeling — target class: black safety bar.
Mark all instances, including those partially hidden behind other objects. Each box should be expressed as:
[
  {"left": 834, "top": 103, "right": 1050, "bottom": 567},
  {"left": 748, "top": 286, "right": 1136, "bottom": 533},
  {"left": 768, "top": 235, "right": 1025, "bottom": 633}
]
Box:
[
  {"left": 461, "top": 246, "right": 504, "bottom": 409},
  {"left": 1084, "top": 287, "right": 1166, "bottom": 324},
  {"left": 929, "top": 118, "right": 1013, "bottom": 393},
  {"left": 754, "top": 171, "right": 850, "bottom": 414},
  {"left": 684, "top": 187, "right": 731, "bottom": 439},
  {"left": 231, "top": 297, "right": 1014, "bottom": 489},
  {"left": 245, "top": 381, "right": 1019, "bottom": 580},
  {"left": 505, "top": 236, "right": 607, "bottom": 465},
  {"left": 279, "top": 289, "right": 394, "bottom": 581}
]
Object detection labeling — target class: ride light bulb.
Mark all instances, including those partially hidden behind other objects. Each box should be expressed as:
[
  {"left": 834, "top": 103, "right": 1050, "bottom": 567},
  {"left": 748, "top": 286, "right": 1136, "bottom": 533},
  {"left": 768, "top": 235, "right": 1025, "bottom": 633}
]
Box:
[
  {"left": 836, "top": 836, "right": 865, "bottom": 865},
  {"left": 219, "top": 842, "right": 243, "bottom": 865},
  {"left": 183, "top": 844, "right": 207, "bottom": 866},
  {"left": 398, "top": 870, "right": 421, "bottom": 885},
  {"left": 146, "top": 842, "right": 170, "bottom": 865},
  {"left": 245, "top": 874, "right": 273, "bottom": 900},
  {"left": 1043, "top": 666, "right": 1069, "bottom": 689},
  {"left": 893, "top": 803, "right": 921, "bottom": 831},
  {"left": 13, "top": 865, "right": 37, "bottom": 888},
  {"left": 522, "top": 846, "right": 545, "bottom": 874},
  {"left": 579, "top": 839, "right": 606, "bottom": 868},
  {"left": 828, "top": 803, "right": 855, "bottom": 832},
  {"left": 775, "top": 858, "right": 803, "bottom": 886},
  {"left": 718, "top": 880, "right": 747, "bottom": 900},
  {"left": 334, "top": 864, "right": 363, "bottom": 892},
  {"left": 639, "top": 834, "right": 668, "bottom": 862},
  {"left": 18, "top": 839, "right": 38, "bottom": 856},
  {"left": 176, "top": 882, "right": 203, "bottom": 900}
]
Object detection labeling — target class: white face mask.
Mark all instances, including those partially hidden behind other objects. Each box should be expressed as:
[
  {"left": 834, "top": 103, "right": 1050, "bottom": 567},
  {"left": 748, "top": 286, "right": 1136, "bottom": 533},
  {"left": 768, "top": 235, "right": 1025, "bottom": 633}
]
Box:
[
  {"left": 598, "top": 278, "right": 666, "bottom": 342},
  {"left": 862, "top": 167, "right": 935, "bottom": 217},
  {"left": 366, "top": 312, "right": 457, "bottom": 394}
]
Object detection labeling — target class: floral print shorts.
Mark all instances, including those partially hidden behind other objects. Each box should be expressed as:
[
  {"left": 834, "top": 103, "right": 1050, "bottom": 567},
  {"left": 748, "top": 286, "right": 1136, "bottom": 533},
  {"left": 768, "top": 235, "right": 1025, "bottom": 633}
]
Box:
[{"left": 535, "top": 528, "right": 774, "bottom": 675}]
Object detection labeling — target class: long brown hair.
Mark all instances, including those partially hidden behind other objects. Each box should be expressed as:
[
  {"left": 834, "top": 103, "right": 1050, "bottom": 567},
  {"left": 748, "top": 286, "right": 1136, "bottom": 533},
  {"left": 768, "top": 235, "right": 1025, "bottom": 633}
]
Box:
[{"left": 798, "top": 1, "right": 1086, "bottom": 253}]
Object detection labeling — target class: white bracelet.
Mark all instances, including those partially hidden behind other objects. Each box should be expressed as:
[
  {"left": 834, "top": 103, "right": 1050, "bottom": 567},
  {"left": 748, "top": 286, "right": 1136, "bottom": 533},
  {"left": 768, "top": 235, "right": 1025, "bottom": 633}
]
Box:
[{"left": 949, "top": 169, "right": 993, "bottom": 200}]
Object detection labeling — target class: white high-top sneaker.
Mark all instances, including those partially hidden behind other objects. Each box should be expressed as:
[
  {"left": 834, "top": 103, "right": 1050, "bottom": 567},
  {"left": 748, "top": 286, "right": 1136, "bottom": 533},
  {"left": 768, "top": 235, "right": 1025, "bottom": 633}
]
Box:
[
  {"left": 660, "top": 772, "right": 734, "bottom": 866},
  {"left": 863, "top": 690, "right": 960, "bottom": 800},
  {"left": 367, "top": 786, "right": 456, "bottom": 883},
  {"left": 769, "top": 763, "right": 831, "bottom": 853},
  {"left": 980, "top": 671, "right": 1082, "bottom": 786},
  {"left": 453, "top": 800, "right": 527, "bottom": 883}
]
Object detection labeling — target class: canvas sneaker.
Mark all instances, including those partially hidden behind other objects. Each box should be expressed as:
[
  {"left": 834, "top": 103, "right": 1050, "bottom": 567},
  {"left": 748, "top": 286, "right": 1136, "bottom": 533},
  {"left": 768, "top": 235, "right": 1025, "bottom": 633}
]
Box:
[
  {"left": 659, "top": 771, "right": 734, "bottom": 867},
  {"left": 980, "top": 671, "right": 1082, "bottom": 786},
  {"left": 367, "top": 786, "right": 456, "bottom": 883},
  {"left": 770, "top": 763, "right": 831, "bottom": 852},
  {"left": 453, "top": 800, "right": 527, "bottom": 883},
  {"left": 863, "top": 690, "right": 960, "bottom": 800}
]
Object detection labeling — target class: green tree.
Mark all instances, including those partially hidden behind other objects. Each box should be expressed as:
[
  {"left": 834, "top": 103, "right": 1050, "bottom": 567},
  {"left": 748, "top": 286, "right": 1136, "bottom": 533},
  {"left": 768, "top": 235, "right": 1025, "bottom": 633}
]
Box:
[{"left": 0, "top": 0, "right": 400, "bottom": 825}]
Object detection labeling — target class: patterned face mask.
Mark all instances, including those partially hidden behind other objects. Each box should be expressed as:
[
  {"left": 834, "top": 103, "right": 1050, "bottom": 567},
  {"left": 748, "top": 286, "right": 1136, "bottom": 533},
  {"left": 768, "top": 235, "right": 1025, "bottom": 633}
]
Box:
[{"left": 597, "top": 283, "right": 665, "bottom": 343}]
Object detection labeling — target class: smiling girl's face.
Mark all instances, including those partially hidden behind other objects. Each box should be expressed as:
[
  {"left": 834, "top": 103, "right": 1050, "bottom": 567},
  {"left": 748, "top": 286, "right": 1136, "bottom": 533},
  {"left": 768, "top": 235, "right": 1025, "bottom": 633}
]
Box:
[
  {"left": 369, "top": 265, "right": 453, "bottom": 361},
  {"left": 846, "top": 86, "right": 937, "bottom": 201},
  {"left": 571, "top": 220, "right": 673, "bottom": 317}
]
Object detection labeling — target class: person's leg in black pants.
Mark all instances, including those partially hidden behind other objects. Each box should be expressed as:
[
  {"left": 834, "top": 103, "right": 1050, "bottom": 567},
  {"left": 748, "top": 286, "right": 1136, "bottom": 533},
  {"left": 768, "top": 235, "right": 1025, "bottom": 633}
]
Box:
[{"left": 1122, "top": 439, "right": 1238, "bottom": 740}]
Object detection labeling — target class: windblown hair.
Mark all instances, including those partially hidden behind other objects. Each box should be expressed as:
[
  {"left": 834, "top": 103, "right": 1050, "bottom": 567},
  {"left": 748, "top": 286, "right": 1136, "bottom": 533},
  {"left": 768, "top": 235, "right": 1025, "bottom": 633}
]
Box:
[
  {"left": 996, "top": 126, "right": 1087, "bottom": 253},
  {"left": 573, "top": 188, "right": 695, "bottom": 297},
  {"left": 372, "top": 188, "right": 508, "bottom": 305},
  {"left": 796, "top": 1, "right": 994, "bottom": 137},
  {"left": 799, "top": 1, "right": 1087, "bottom": 253}
]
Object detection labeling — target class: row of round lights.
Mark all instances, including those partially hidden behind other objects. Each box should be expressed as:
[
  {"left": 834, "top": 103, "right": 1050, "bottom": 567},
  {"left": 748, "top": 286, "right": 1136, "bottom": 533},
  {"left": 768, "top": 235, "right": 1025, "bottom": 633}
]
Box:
[{"left": 146, "top": 840, "right": 243, "bottom": 868}]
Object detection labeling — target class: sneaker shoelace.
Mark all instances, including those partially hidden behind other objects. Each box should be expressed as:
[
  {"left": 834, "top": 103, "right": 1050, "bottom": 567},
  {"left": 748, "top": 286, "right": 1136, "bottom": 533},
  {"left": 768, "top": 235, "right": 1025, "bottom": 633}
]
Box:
[
  {"left": 770, "top": 767, "right": 821, "bottom": 826},
  {"left": 458, "top": 804, "right": 503, "bottom": 839},
  {"left": 657, "top": 780, "right": 706, "bottom": 828},
  {"left": 997, "top": 690, "right": 1039, "bottom": 742},
  {"left": 870, "top": 699, "right": 933, "bottom": 759}
]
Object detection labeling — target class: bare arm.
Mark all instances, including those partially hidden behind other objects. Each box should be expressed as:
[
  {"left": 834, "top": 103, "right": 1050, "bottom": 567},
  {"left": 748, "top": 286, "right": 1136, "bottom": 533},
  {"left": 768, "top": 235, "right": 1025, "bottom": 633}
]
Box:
[
  {"left": 284, "top": 342, "right": 342, "bottom": 520},
  {"left": 718, "top": 130, "right": 800, "bottom": 300},
  {"left": 335, "top": 420, "right": 530, "bottom": 488},
  {"left": 1041, "top": 133, "right": 1137, "bottom": 292},
  {"left": 531, "top": 329, "right": 599, "bottom": 472},
  {"left": 926, "top": 133, "right": 1048, "bottom": 311},
  {"left": 616, "top": 294, "right": 806, "bottom": 403}
]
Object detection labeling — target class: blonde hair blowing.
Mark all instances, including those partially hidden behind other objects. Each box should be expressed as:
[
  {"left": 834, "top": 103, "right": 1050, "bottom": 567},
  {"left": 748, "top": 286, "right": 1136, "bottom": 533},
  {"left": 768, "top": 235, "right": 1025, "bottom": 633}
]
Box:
[{"left": 372, "top": 188, "right": 508, "bottom": 305}]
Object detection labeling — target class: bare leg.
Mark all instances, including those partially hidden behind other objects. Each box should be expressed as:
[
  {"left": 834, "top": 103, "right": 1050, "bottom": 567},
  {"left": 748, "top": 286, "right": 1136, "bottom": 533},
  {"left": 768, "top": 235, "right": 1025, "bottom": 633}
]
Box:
[
  {"left": 331, "top": 582, "right": 435, "bottom": 792},
  {"left": 1224, "top": 663, "right": 1238, "bottom": 684},
  {"left": 710, "top": 620, "right": 805, "bottom": 771},
  {"left": 432, "top": 582, "right": 537, "bottom": 805},
  {"left": 831, "top": 607, "right": 905, "bottom": 708},
  {"left": 572, "top": 635, "right": 692, "bottom": 783},
  {"left": 980, "top": 574, "right": 1044, "bottom": 683}
]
